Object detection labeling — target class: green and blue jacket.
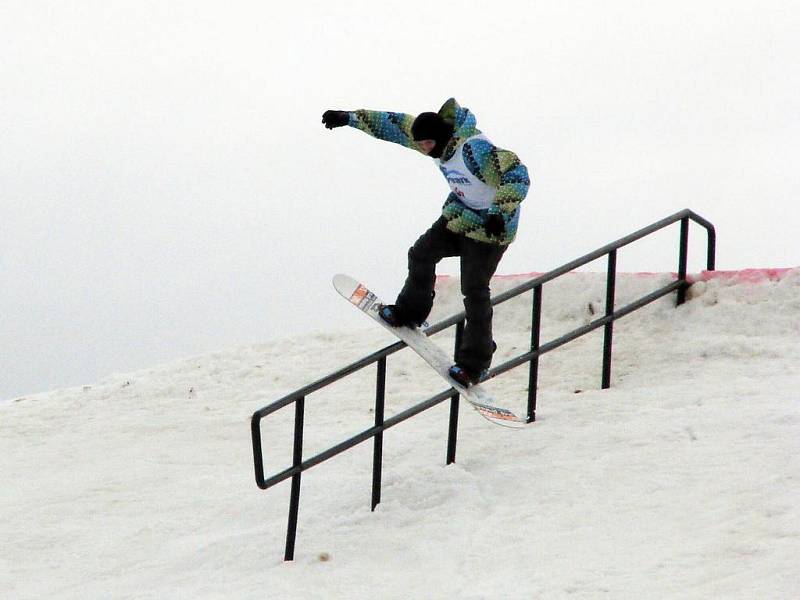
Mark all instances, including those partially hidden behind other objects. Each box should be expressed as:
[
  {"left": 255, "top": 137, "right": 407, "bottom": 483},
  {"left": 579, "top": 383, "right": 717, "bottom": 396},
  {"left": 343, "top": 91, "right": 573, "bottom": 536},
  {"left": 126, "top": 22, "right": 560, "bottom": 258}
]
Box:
[{"left": 346, "top": 98, "right": 531, "bottom": 245}]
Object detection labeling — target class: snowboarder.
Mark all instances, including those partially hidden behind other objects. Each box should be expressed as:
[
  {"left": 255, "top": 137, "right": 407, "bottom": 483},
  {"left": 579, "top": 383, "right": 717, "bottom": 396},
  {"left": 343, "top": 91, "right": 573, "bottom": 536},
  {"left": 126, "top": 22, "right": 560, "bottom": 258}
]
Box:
[{"left": 321, "top": 98, "right": 530, "bottom": 387}]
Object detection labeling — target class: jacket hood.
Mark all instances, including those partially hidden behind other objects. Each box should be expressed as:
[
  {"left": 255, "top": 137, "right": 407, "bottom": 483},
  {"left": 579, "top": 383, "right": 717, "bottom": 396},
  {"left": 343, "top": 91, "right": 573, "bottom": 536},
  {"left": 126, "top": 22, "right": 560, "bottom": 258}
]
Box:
[{"left": 436, "top": 97, "right": 480, "bottom": 161}]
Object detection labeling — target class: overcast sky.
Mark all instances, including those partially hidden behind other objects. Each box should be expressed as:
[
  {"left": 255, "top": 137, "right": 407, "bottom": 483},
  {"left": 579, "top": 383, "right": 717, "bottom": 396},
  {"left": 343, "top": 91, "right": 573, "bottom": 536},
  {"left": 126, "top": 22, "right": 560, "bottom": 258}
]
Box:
[{"left": 2, "top": 0, "right": 798, "bottom": 400}]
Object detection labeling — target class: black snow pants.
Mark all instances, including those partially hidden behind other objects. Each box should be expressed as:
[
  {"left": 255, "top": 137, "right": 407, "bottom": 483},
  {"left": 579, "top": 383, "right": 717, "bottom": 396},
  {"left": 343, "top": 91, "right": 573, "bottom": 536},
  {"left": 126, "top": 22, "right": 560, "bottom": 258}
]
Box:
[{"left": 395, "top": 217, "right": 507, "bottom": 373}]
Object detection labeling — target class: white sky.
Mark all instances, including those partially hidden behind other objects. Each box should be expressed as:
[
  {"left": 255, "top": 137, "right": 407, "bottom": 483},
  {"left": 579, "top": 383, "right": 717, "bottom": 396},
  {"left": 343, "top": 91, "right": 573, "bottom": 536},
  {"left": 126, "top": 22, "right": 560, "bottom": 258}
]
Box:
[{"left": 2, "top": 0, "right": 799, "bottom": 400}]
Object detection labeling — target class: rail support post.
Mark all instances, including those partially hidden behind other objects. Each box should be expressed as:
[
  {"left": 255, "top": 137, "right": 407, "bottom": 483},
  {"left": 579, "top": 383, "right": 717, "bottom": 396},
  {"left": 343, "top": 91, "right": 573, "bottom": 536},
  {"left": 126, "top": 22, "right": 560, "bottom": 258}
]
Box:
[
  {"left": 284, "top": 397, "right": 305, "bottom": 561},
  {"left": 446, "top": 321, "right": 465, "bottom": 464},
  {"left": 371, "top": 358, "right": 386, "bottom": 511},
  {"left": 677, "top": 217, "right": 689, "bottom": 305},
  {"left": 602, "top": 250, "right": 617, "bottom": 389},
  {"left": 527, "top": 285, "right": 542, "bottom": 422}
]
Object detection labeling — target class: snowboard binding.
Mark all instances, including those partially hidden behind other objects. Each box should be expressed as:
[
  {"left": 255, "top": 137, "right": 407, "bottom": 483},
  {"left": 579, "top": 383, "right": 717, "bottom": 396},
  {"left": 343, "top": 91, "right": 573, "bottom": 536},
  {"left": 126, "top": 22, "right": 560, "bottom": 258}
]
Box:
[
  {"left": 378, "top": 304, "right": 425, "bottom": 329},
  {"left": 448, "top": 364, "right": 488, "bottom": 388}
]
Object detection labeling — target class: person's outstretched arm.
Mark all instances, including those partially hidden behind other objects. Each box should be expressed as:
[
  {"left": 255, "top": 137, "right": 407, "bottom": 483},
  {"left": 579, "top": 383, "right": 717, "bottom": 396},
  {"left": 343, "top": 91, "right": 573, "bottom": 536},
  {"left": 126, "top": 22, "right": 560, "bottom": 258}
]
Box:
[{"left": 322, "top": 109, "right": 427, "bottom": 154}]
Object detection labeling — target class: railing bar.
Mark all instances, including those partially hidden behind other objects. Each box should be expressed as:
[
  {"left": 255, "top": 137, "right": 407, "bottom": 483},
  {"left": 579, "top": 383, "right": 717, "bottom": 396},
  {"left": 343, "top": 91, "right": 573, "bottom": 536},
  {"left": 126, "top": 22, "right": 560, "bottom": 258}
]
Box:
[
  {"left": 679, "top": 210, "right": 715, "bottom": 270},
  {"left": 490, "top": 211, "right": 694, "bottom": 302},
  {"left": 261, "top": 281, "right": 687, "bottom": 489},
  {"left": 252, "top": 413, "right": 266, "bottom": 488},
  {"left": 677, "top": 209, "right": 716, "bottom": 270},
  {"left": 259, "top": 279, "right": 688, "bottom": 490},
  {"left": 386, "top": 392, "right": 456, "bottom": 425},
  {"left": 261, "top": 390, "right": 457, "bottom": 489},
  {"left": 253, "top": 340, "right": 406, "bottom": 418},
  {"left": 489, "top": 280, "right": 684, "bottom": 377},
  {"left": 254, "top": 209, "right": 717, "bottom": 562},
  {"left": 684, "top": 209, "right": 715, "bottom": 234},
  {"left": 255, "top": 212, "right": 716, "bottom": 420},
  {"left": 262, "top": 466, "right": 300, "bottom": 490},
  {"left": 425, "top": 209, "right": 713, "bottom": 336},
  {"left": 262, "top": 427, "right": 381, "bottom": 489}
]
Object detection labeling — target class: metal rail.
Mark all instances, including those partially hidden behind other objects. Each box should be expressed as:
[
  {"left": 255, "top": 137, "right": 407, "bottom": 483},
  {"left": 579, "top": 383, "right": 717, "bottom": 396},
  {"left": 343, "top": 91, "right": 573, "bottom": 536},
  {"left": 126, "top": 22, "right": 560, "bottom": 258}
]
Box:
[{"left": 251, "top": 208, "right": 716, "bottom": 560}]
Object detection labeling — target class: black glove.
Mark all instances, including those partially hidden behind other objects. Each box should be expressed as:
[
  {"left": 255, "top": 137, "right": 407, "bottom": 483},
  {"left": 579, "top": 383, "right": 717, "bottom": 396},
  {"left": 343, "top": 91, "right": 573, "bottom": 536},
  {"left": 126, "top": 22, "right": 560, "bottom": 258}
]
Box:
[
  {"left": 322, "top": 110, "right": 350, "bottom": 129},
  {"left": 484, "top": 212, "right": 506, "bottom": 238}
]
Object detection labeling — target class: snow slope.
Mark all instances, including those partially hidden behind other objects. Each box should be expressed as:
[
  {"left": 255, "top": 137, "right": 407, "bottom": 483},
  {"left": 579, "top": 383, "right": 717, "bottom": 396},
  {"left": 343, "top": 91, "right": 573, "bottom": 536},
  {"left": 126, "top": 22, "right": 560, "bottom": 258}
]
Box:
[{"left": 2, "top": 269, "right": 799, "bottom": 599}]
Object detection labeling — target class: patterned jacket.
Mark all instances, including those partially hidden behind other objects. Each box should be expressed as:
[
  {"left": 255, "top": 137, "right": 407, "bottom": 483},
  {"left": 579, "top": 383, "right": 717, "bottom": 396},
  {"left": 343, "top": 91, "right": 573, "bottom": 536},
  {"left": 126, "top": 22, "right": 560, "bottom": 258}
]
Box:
[{"left": 346, "top": 98, "right": 530, "bottom": 245}]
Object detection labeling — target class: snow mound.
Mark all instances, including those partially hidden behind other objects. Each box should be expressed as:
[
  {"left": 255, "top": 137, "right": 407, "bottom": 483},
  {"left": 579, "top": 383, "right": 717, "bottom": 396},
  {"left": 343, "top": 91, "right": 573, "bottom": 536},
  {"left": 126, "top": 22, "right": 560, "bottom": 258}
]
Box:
[{"left": 2, "top": 269, "right": 799, "bottom": 599}]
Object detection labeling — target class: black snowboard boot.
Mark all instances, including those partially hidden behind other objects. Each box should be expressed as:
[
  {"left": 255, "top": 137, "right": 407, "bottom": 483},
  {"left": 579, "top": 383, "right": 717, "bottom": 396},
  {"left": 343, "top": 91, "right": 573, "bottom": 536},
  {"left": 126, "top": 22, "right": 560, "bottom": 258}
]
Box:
[
  {"left": 448, "top": 342, "right": 496, "bottom": 387},
  {"left": 448, "top": 364, "right": 488, "bottom": 387},
  {"left": 378, "top": 304, "right": 424, "bottom": 328}
]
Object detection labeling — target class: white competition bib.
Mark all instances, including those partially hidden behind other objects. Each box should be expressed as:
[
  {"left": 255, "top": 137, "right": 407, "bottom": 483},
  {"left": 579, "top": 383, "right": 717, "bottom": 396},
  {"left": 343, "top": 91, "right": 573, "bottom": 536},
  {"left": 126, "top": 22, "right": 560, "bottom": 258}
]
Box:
[{"left": 436, "top": 134, "right": 496, "bottom": 210}]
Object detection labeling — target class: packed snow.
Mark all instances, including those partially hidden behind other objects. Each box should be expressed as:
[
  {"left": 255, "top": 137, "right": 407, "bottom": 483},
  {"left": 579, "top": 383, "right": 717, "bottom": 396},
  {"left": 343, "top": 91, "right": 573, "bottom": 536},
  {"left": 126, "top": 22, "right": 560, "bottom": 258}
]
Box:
[{"left": 2, "top": 269, "right": 799, "bottom": 599}]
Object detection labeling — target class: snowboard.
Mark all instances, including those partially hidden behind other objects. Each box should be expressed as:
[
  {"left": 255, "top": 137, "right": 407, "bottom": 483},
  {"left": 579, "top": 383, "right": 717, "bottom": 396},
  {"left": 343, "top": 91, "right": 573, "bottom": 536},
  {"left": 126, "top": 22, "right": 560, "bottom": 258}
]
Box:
[{"left": 333, "top": 274, "right": 525, "bottom": 428}]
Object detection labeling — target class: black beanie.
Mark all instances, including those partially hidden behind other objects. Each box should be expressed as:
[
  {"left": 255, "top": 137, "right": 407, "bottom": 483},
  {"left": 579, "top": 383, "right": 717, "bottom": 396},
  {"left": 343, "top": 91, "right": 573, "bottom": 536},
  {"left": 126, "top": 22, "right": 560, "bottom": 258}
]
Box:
[{"left": 411, "top": 112, "right": 454, "bottom": 158}]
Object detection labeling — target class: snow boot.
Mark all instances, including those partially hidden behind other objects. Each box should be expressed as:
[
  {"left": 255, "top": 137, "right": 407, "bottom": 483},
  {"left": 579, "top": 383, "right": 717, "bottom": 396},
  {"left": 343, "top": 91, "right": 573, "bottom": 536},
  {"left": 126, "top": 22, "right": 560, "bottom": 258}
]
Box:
[
  {"left": 378, "top": 304, "right": 424, "bottom": 328},
  {"left": 448, "top": 364, "right": 487, "bottom": 387}
]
